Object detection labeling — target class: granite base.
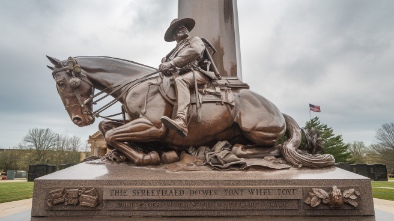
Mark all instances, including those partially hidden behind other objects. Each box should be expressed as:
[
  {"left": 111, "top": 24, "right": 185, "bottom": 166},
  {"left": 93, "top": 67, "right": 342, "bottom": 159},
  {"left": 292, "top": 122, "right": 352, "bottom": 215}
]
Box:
[{"left": 31, "top": 162, "right": 374, "bottom": 218}]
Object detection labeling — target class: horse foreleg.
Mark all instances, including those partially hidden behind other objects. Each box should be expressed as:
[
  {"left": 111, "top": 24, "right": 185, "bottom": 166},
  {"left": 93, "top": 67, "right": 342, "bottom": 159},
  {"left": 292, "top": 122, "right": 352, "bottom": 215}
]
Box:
[
  {"left": 98, "top": 120, "right": 126, "bottom": 150},
  {"left": 104, "top": 118, "right": 166, "bottom": 166}
]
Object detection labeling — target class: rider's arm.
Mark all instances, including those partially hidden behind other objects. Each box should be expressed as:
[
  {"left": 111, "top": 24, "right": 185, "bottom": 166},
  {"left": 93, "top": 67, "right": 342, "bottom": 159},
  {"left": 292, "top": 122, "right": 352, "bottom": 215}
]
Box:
[{"left": 170, "top": 37, "right": 205, "bottom": 68}]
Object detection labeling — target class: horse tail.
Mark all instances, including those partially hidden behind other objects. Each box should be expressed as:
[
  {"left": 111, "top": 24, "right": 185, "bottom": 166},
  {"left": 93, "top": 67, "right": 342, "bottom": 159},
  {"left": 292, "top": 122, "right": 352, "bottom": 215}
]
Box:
[{"left": 280, "top": 114, "right": 335, "bottom": 168}]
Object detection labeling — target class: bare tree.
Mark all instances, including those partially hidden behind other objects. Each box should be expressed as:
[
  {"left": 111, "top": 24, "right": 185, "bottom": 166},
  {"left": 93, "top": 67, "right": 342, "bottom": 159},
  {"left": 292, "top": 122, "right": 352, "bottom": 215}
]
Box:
[
  {"left": 370, "top": 143, "right": 394, "bottom": 173},
  {"left": 375, "top": 123, "right": 394, "bottom": 149},
  {"left": 0, "top": 150, "right": 20, "bottom": 171},
  {"left": 64, "top": 136, "right": 83, "bottom": 163},
  {"left": 23, "top": 128, "right": 57, "bottom": 164},
  {"left": 370, "top": 123, "right": 394, "bottom": 173},
  {"left": 50, "top": 135, "right": 83, "bottom": 165},
  {"left": 68, "top": 136, "right": 82, "bottom": 152},
  {"left": 19, "top": 128, "right": 85, "bottom": 166},
  {"left": 347, "top": 141, "right": 367, "bottom": 163}
]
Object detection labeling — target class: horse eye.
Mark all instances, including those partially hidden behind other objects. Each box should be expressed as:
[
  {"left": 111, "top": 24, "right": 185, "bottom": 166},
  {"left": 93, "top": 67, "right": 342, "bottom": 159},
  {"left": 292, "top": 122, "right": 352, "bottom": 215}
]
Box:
[{"left": 57, "top": 81, "right": 65, "bottom": 87}]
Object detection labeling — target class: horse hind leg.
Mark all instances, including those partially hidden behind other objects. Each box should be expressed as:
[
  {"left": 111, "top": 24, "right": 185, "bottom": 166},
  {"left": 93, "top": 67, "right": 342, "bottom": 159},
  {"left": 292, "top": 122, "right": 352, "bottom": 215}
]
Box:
[
  {"left": 235, "top": 90, "right": 286, "bottom": 146},
  {"left": 242, "top": 128, "right": 286, "bottom": 146}
]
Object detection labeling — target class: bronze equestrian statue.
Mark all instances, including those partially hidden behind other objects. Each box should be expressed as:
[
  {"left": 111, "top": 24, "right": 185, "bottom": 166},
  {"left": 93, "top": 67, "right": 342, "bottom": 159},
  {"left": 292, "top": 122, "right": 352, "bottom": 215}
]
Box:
[{"left": 46, "top": 18, "right": 334, "bottom": 168}]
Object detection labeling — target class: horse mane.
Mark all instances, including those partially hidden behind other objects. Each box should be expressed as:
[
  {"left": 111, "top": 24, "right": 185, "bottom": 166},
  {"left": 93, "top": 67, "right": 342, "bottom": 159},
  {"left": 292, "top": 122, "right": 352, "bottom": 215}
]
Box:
[
  {"left": 74, "top": 56, "right": 157, "bottom": 80},
  {"left": 75, "top": 56, "right": 156, "bottom": 70},
  {"left": 63, "top": 56, "right": 159, "bottom": 93}
]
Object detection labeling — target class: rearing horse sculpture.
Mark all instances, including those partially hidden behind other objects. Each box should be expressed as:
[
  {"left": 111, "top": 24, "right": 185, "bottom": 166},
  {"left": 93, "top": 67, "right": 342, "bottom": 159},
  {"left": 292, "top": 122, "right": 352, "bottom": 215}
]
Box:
[{"left": 47, "top": 56, "right": 334, "bottom": 168}]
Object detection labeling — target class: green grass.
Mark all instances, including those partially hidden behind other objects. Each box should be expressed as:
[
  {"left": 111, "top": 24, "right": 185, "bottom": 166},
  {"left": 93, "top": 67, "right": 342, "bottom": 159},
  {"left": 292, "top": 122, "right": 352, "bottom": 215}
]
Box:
[
  {"left": 0, "top": 182, "right": 34, "bottom": 203},
  {"left": 371, "top": 181, "right": 394, "bottom": 201}
]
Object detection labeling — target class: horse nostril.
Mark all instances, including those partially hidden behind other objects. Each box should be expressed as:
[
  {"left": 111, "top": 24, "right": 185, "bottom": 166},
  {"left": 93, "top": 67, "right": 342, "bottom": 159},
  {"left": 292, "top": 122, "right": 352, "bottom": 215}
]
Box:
[
  {"left": 88, "top": 115, "right": 95, "bottom": 123},
  {"left": 73, "top": 116, "right": 83, "bottom": 124}
]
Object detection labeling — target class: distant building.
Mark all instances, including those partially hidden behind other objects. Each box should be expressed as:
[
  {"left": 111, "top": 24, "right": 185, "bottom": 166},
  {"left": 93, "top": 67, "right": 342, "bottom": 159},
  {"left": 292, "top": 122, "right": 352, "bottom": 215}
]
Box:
[{"left": 87, "top": 131, "right": 109, "bottom": 157}]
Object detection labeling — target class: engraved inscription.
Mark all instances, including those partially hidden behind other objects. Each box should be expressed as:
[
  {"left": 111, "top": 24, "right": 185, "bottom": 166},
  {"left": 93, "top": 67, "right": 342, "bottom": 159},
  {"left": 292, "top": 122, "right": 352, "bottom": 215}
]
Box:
[
  {"left": 247, "top": 188, "right": 297, "bottom": 196},
  {"left": 132, "top": 189, "right": 185, "bottom": 197},
  {"left": 107, "top": 200, "right": 300, "bottom": 211},
  {"left": 189, "top": 189, "right": 219, "bottom": 196},
  {"left": 103, "top": 187, "right": 301, "bottom": 200},
  {"left": 110, "top": 189, "right": 127, "bottom": 196}
]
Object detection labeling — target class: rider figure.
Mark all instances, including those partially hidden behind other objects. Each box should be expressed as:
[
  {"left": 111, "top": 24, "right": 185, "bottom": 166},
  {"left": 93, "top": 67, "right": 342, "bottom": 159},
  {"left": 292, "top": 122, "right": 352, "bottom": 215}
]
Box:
[{"left": 159, "top": 18, "right": 216, "bottom": 137}]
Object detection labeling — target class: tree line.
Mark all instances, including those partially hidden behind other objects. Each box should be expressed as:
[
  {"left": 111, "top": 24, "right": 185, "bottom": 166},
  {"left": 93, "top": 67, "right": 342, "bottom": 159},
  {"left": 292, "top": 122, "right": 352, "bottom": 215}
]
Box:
[
  {"left": 305, "top": 117, "right": 394, "bottom": 173},
  {"left": 1, "top": 120, "right": 393, "bottom": 173},
  {"left": 0, "top": 128, "right": 89, "bottom": 172}
]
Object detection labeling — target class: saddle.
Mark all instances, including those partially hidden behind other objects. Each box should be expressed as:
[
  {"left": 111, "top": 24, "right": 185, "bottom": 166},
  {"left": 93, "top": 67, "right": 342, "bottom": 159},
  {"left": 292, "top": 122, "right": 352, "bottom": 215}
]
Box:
[{"left": 158, "top": 74, "right": 249, "bottom": 107}]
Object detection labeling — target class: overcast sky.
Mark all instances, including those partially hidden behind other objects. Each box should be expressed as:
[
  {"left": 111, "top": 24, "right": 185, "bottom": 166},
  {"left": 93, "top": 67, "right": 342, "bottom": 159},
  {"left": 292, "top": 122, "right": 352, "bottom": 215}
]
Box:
[{"left": 1, "top": 0, "right": 393, "bottom": 149}]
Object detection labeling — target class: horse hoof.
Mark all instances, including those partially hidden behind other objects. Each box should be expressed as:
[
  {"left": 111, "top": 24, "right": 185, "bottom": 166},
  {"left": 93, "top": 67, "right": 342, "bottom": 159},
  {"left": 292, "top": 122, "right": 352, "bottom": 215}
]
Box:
[
  {"left": 137, "top": 151, "right": 161, "bottom": 166},
  {"left": 149, "top": 151, "right": 161, "bottom": 165},
  {"left": 161, "top": 151, "right": 180, "bottom": 164}
]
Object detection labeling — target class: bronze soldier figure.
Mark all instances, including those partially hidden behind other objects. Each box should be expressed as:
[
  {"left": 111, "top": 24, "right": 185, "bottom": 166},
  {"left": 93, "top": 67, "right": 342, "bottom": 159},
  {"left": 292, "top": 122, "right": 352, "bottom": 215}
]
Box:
[{"left": 159, "top": 18, "right": 217, "bottom": 137}]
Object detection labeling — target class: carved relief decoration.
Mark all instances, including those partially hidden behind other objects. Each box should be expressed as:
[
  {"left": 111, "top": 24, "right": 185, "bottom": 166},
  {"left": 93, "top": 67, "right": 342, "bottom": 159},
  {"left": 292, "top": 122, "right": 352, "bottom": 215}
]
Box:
[
  {"left": 304, "top": 186, "right": 360, "bottom": 208},
  {"left": 47, "top": 187, "right": 100, "bottom": 208}
]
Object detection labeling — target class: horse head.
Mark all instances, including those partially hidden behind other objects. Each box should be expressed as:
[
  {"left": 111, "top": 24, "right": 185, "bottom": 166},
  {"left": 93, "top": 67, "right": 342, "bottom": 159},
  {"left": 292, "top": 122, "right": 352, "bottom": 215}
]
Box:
[{"left": 47, "top": 56, "right": 95, "bottom": 127}]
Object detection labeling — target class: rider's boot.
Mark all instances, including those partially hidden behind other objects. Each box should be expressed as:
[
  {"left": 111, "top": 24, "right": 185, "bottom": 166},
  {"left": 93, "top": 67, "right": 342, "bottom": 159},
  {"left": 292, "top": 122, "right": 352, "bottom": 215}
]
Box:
[
  {"left": 161, "top": 116, "right": 188, "bottom": 137},
  {"left": 161, "top": 76, "right": 190, "bottom": 137}
]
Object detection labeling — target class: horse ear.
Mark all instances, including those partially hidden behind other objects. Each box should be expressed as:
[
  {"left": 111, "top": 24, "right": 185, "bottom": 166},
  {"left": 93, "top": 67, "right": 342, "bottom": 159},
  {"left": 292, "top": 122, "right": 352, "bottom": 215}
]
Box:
[
  {"left": 46, "top": 55, "right": 63, "bottom": 68},
  {"left": 47, "top": 65, "right": 54, "bottom": 70}
]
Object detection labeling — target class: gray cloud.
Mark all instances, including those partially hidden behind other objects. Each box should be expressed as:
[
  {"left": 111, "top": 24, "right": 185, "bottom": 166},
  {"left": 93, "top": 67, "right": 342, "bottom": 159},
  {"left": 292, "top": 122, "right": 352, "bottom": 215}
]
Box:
[
  {"left": 239, "top": 0, "right": 394, "bottom": 144},
  {"left": 1, "top": 0, "right": 393, "bottom": 148}
]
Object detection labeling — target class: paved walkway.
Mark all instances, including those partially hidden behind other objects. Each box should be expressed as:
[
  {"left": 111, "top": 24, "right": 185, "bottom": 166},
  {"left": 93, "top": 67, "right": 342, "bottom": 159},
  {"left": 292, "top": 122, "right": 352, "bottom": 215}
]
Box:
[
  {"left": 374, "top": 198, "right": 394, "bottom": 215},
  {"left": 0, "top": 199, "right": 32, "bottom": 218},
  {"left": 0, "top": 179, "right": 27, "bottom": 183}
]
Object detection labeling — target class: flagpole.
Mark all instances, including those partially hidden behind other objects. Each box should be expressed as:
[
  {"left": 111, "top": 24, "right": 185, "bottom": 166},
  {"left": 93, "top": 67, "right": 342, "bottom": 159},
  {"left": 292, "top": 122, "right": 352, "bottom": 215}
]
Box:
[{"left": 309, "top": 109, "right": 311, "bottom": 120}]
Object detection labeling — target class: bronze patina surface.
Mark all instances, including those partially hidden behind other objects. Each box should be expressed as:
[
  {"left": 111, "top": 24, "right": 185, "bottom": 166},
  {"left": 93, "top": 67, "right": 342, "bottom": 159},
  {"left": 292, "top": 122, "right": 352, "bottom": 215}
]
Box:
[
  {"left": 47, "top": 54, "right": 334, "bottom": 169},
  {"left": 46, "top": 14, "right": 334, "bottom": 170}
]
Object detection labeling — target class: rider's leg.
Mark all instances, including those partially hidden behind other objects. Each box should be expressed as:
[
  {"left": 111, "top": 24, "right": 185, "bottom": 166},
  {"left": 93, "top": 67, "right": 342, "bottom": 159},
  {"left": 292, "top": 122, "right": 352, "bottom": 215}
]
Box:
[{"left": 161, "top": 71, "right": 209, "bottom": 137}]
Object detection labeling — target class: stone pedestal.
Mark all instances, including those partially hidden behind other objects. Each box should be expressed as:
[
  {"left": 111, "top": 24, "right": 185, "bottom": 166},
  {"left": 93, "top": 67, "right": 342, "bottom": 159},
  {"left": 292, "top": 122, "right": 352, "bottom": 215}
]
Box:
[{"left": 31, "top": 163, "right": 374, "bottom": 218}]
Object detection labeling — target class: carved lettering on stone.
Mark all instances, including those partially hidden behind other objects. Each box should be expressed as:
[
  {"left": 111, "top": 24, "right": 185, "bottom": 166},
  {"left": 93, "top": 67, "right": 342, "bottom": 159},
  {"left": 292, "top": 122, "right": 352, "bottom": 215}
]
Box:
[
  {"left": 107, "top": 199, "right": 300, "bottom": 211},
  {"left": 103, "top": 187, "right": 302, "bottom": 200}
]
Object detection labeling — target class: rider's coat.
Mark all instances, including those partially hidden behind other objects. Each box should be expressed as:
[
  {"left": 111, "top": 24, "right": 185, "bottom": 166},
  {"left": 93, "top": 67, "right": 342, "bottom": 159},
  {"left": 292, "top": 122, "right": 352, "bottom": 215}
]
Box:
[
  {"left": 164, "top": 37, "right": 212, "bottom": 78},
  {"left": 161, "top": 36, "right": 211, "bottom": 128}
]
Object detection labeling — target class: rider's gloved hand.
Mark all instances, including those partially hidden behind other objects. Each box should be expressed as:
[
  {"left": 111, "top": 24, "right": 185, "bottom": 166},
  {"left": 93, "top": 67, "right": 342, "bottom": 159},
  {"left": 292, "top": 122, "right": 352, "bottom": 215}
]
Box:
[{"left": 159, "top": 62, "right": 173, "bottom": 71}]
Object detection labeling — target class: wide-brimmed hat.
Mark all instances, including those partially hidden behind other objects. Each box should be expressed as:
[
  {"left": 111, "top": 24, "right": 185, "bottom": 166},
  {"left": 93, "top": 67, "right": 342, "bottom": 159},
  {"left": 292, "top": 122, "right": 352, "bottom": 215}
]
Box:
[{"left": 164, "top": 18, "right": 195, "bottom": 42}]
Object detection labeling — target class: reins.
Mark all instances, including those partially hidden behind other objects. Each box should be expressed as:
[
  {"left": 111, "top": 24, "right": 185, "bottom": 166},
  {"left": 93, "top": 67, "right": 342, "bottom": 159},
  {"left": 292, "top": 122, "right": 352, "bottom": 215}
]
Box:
[
  {"left": 89, "top": 70, "right": 161, "bottom": 119},
  {"left": 54, "top": 57, "right": 161, "bottom": 122}
]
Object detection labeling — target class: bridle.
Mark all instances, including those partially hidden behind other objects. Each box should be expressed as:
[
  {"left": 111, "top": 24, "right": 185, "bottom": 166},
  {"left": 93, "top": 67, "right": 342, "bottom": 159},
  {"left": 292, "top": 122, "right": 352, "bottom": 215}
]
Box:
[
  {"left": 52, "top": 57, "right": 94, "bottom": 117},
  {"left": 52, "top": 57, "right": 161, "bottom": 121}
]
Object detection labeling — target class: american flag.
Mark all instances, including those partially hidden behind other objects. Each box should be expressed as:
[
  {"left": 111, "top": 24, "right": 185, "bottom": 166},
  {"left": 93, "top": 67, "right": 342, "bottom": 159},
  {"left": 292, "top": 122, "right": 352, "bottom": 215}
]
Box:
[{"left": 309, "top": 104, "right": 321, "bottom": 112}]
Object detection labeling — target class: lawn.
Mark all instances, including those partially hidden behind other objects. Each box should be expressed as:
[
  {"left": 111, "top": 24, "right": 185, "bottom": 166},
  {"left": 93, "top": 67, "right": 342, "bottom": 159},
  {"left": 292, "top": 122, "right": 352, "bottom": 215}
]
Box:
[
  {"left": 371, "top": 181, "right": 394, "bottom": 201},
  {"left": 0, "top": 182, "right": 34, "bottom": 203}
]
